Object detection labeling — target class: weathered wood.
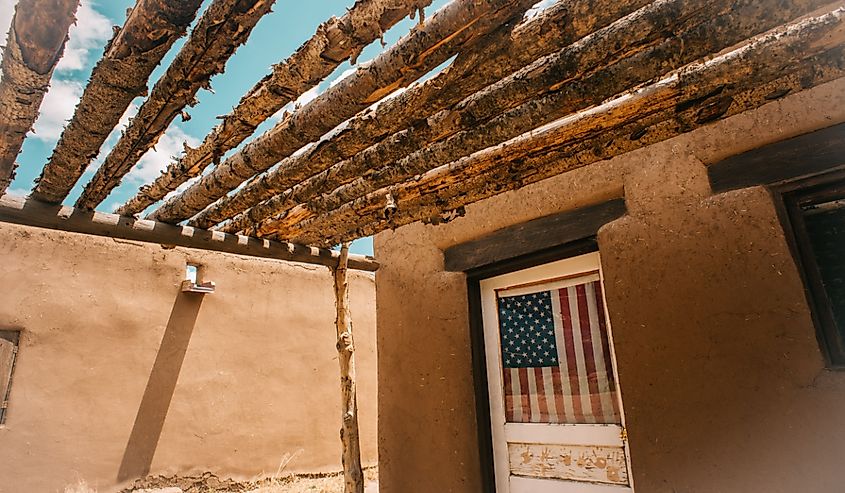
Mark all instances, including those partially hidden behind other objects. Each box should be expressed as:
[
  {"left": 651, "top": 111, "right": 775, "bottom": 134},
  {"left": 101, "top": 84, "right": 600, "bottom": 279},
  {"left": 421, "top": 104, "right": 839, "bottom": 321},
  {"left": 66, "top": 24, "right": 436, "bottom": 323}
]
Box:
[
  {"left": 255, "top": 0, "right": 832, "bottom": 236},
  {"left": 150, "top": 0, "right": 541, "bottom": 224},
  {"left": 0, "top": 0, "right": 78, "bottom": 194},
  {"left": 118, "top": 0, "right": 433, "bottom": 217},
  {"left": 32, "top": 0, "right": 203, "bottom": 204},
  {"left": 74, "top": 0, "right": 276, "bottom": 210},
  {"left": 508, "top": 443, "right": 629, "bottom": 485},
  {"left": 275, "top": 9, "right": 845, "bottom": 245},
  {"left": 0, "top": 194, "right": 378, "bottom": 271},
  {"left": 0, "top": 337, "right": 15, "bottom": 422},
  {"left": 193, "top": 0, "right": 652, "bottom": 230},
  {"left": 709, "top": 122, "right": 845, "bottom": 192},
  {"left": 443, "top": 199, "right": 626, "bottom": 272},
  {"left": 333, "top": 243, "right": 364, "bottom": 493}
]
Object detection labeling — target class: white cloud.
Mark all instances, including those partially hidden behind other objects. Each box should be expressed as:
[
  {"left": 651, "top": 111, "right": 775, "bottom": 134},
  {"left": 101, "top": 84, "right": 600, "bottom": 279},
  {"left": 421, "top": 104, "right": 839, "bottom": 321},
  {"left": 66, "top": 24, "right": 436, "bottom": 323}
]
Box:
[
  {"left": 161, "top": 175, "right": 201, "bottom": 204},
  {"left": 30, "top": 78, "right": 83, "bottom": 141},
  {"left": 126, "top": 126, "right": 200, "bottom": 184},
  {"left": 56, "top": 1, "right": 113, "bottom": 72},
  {"left": 6, "top": 187, "right": 28, "bottom": 198},
  {"left": 330, "top": 67, "right": 358, "bottom": 88},
  {"left": 525, "top": 0, "right": 556, "bottom": 19},
  {"left": 0, "top": 0, "right": 13, "bottom": 47},
  {"left": 81, "top": 101, "right": 139, "bottom": 173}
]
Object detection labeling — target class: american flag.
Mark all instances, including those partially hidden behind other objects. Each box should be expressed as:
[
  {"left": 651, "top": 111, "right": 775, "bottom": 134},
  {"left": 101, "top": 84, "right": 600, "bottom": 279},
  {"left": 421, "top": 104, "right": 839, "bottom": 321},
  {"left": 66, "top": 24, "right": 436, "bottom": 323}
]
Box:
[{"left": 497, "top": 277, "right": 620, "bottom": 424}]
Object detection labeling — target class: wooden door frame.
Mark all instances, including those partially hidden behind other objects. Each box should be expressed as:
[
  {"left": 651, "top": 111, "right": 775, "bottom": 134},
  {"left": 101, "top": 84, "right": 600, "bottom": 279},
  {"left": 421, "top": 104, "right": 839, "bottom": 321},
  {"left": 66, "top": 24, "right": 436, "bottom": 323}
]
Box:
[{"left": 466, "top": 237, "right": 601, "bottom": 492}]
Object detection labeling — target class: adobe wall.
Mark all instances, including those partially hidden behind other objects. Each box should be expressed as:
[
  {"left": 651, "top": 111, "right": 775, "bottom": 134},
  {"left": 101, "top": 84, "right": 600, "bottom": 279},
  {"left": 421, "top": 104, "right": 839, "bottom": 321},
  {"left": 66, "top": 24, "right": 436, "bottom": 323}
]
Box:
[
  {"left": 374, "top": 77, "right": 845, "bottom": 492},
  {"left": 0, "top": 222, "right": 377, "bottom": 493}
]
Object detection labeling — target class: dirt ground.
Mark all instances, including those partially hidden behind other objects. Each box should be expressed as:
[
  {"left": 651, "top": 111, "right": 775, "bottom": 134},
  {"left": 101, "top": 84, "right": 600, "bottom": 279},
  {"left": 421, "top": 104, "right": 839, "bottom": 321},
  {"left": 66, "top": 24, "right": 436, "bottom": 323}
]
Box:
[{"left": 65, "top": 468, "right": 378, "bottom": 493}]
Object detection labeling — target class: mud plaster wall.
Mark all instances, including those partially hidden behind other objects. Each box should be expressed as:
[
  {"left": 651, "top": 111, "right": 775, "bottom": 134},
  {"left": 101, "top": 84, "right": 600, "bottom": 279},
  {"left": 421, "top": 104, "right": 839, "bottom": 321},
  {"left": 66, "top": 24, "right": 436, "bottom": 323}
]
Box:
[
  {"left": 374, "top": 77, "right": 845, "bottom": 492},
  {"left": 0, "top": 223, "right": 377, "bottom": 493}
]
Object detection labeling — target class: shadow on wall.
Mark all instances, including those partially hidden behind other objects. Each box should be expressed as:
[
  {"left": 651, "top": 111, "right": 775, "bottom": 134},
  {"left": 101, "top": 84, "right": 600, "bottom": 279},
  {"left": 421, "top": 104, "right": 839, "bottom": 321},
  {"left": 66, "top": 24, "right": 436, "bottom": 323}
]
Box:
[{"left": 117, "top": 292, "right": 204, "bottom": 481}]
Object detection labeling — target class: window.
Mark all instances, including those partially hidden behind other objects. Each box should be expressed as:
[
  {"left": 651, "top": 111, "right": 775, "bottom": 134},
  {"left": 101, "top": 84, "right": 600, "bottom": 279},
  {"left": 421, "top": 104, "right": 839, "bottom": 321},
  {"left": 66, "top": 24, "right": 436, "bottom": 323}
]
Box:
[
  {"left": 0, "top": 330, "right": 20, "bottom": 424},
  {"left": 778, "top": 171, "right": 845, "bottom": 367}
]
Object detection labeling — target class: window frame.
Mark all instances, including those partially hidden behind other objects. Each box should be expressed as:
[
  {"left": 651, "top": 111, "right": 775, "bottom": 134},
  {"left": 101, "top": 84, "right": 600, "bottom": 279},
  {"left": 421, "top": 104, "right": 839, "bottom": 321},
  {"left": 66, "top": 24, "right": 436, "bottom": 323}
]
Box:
[
  {"left": 0, "top": 329, "right": 21, "bottom": 425},
  {"left": 772, "top": 168, "right": 845, "bottom": 368}
]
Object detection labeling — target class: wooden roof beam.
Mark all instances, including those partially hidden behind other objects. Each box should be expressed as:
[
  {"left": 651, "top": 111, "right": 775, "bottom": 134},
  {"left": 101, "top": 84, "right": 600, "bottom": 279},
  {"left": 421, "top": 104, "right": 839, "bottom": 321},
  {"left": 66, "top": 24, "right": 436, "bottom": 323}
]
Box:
[
  {"left": 275, "top": 7, "right": 845, "bottom": 245},
  {"left": 73, "top": 0, "right": 277, "bottom": 211},
  {"left": 0, "top": 193, "right": 378, "bottom": 271},
  {"left": 245, "top": 0, "right": 832, "bottom": 236},
  {"left": 149, "top": 0, "right": 543, "bottom": 224},
  {"left": 190, "top": 0, "right": 652, "bottom": 229},
  {"left": 117, "top": 0, "right": 434, "bottom": 217},
  {"left": 0, "top": 0, "right": 78, "bottom": 194},
  {"left": 31, "top": 0, "right": 204, "bottom": 204}
]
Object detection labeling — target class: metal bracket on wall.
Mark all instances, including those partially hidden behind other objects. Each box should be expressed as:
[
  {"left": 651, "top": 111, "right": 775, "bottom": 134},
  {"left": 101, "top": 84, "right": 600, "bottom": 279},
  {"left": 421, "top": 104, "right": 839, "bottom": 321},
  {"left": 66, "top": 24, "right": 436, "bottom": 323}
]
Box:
[{"left": 180, "top": 279, "right": 216, "bottom": 294}]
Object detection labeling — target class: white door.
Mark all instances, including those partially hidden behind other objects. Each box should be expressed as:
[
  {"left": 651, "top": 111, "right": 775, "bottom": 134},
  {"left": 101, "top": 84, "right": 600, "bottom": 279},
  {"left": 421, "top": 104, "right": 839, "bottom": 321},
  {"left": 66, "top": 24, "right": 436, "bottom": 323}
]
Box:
[{"left": 480, "top": 252, "right": 633, "bottom": 492}]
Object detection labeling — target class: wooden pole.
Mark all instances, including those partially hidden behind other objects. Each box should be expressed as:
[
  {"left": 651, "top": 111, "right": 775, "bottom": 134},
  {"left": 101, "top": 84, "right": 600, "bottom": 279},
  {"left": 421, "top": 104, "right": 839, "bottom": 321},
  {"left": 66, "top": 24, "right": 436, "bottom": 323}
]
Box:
[
  {"left": 32, "top": 0, "right": 204, "bottom": 204},
  {"left": 275, "top": 8, "right": 845, "bottom": 245},
  {"left": 148, "top": 0, "right": 540, "bottom": 224},
  {"left": 0, "top": 0, "right": 78, "bottom": 194},
  {"left": 117, "top": 0, "right": 434, "bottom": 216},
  {"left": 246, "top": 0, "right": 833, "bottom": 235},
  {"left": 74, "top": 0, "right": 277, "bottom": 210},
  {"left": 333, "top": 243, "right": 364, "bottom": 493},
  {"left": 190, "top": 0, "right": 652, "bottom": 230}
]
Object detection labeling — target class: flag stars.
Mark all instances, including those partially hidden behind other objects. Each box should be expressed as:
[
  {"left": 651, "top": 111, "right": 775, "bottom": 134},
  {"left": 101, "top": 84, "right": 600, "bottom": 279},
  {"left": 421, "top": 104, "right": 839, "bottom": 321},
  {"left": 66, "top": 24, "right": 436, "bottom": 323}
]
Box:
[{"left": 497, "top": 290, "right": 560, "bottom": 369}]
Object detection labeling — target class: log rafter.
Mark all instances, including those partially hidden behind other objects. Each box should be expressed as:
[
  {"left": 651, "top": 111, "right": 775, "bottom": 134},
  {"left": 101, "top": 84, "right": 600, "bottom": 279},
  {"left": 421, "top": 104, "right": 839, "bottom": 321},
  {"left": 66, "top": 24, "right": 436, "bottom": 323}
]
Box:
[
  {"left": 265, "top": 8, "right": 845, "bottom": 245},
  {"left": 73, "top": 0, "right": 277, "bottom": 211},
  {"left": 118, "top": 0, "right": 434, "bottom": 217},
  {"left": 244, "top": 0, "right": 832, "bottom": 236},
  {"left": 31, "top": 0, "right": 204, "bottom": 204},
  {"left": 0, "top": 0, "right": 79, "bottom": 194},
  {"left": 191, "top": 0, "right": 653, "bottom": 229},
  {"left": 149, "top": 0, "right": 542, "bottom": 224}
]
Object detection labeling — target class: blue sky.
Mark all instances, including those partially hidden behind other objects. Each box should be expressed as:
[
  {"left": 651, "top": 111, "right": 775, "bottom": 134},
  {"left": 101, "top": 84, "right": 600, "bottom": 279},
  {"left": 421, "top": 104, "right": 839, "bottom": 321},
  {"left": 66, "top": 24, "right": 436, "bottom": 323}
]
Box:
[
  {"left": 0, "top": 0, "right": 462, "bottom": 255},
  {"left": 1, "top": 0, "right": 552, "bottom": 256}
]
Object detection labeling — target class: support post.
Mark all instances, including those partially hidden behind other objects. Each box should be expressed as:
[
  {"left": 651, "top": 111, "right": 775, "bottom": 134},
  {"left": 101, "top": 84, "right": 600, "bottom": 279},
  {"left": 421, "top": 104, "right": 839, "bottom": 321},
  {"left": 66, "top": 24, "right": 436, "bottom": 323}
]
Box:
[{"left": 333, "top": 243, "right": 364, "bottom": 493}]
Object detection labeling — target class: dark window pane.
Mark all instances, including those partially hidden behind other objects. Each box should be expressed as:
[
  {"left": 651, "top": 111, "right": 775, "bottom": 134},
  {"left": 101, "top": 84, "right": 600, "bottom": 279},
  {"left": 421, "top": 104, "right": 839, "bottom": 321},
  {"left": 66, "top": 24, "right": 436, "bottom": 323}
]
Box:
[{"left": 803, "top": 199, "right": 845, "bottom": 342}]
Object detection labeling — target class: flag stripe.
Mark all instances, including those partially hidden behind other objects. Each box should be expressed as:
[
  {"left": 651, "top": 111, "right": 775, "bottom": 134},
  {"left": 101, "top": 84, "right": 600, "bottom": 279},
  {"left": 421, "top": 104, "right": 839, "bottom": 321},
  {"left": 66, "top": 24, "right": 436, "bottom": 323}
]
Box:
[
  {"left": 498, "top": 276, "right": 621, "bottom": 425},
  {"left": 503, "top": 369, "right": 513, "bottom": 422},
  {"left": 517, "top": 367, "right": 530, "bottom": 423},
  {"left": 577, "top": 283, "right": 605, "bottom": 423},
  {"left": 594, "top": 281, "right": 621, "bottom": 419},
  {"left": 567, "top": 285, "right": 595, "bottom": 423},
  {"left": 586, "top": 281, "right": 617, "bottom": 422},
  {"left": 526, "top": 367, "right": 540, "bottom": 423},
  {"left": 542, "top": 366, "right": 559, "bottom": 422},
  {"left": 559, "top": 287, "right": 586, "bottom": 423},
  {"left": 534, "top": 367, "right": 549, "bottom": 422},
  {"left": 551, "top": 292, "right": 575, "bottom": 423}
]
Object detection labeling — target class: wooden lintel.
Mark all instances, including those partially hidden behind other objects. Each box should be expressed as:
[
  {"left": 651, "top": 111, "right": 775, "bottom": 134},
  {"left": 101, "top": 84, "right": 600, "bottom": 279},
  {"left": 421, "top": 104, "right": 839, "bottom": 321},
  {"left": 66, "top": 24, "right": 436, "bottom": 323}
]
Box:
[
  {"left": 444, "top": 199, "right": 627, "bottom": 272},
  {"left": 709, "top": 122, "right": 845, "bottom": 192},
  {"left": 0, "top": 194, "right": 379, "bottom": 272}
]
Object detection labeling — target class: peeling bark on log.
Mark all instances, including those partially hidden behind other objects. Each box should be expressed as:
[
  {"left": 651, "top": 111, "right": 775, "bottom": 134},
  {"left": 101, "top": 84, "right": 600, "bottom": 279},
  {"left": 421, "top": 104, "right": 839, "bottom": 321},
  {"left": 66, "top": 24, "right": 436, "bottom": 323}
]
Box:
[
  {"left": 118, "top": 0, "right": 433, "bottom": 217},
  {"left": 0, "top": 0, "right": 78, "bottom": 194},
  {"left": 271, "top": 9, "right": 845, "bottom": 245},
  {"left": 31, "top": 0, "right": 203, "bottom": 204},
  {"left": 333, "top": 243, "right": 364, "bottom": 493},
  {"left": 150, "top": 0, "right": 541, "bottom": 224},
  {"left": 249, "top": 0, "right": 832, "bottom": 236},
  {"left": 193, "top": 0, "right": 652, "bottom": 230},
  {"left": 73, "top": 0, "right": 275, "bottom": 210}
]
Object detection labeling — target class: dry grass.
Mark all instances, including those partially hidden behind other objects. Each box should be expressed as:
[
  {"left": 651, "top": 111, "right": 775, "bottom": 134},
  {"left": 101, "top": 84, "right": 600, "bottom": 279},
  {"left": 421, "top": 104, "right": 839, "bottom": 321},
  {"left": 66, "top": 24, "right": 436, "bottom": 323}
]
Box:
[
  {"left": 244, "top": 468, "right": 379, "bottom": 493},
  {"left": 65, "top": 451, "right": 378, "bottom": 493}
]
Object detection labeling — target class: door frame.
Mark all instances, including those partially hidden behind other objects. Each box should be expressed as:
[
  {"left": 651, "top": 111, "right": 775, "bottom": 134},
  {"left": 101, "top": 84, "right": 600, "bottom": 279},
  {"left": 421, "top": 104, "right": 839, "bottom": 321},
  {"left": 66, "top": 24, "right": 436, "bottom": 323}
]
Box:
[{"left": 466, "top": 237, "right": 604, "bottom": 492}]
